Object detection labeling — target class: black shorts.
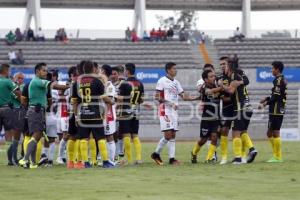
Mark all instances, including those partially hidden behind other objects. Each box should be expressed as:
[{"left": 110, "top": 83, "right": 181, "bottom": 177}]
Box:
[
  {"left": 119, "top": 117, "right": 139, "bottom": 135},
  {"left": 27, "top": 106, "right": 46, "bottom": 134},
  {"left": 68, "top": 114, "right": 77, "bottom": 137},
  {"left": 232, "top": 110, "right": 252, "bottom": 131},
  {"left": 13, "top": 107, "right": 27, "bottom": 132},
  {"left": 77, "top": 120, "right": 105, "bottom": 140},
  {"left": 268, "top": 115, "right": 283, "bottom": 131},
  {"left": 0, "top": 106, "right": 14, "bottom": 131},
  {"left": 200, "top": 120, "right": 219, "bottom": 138},
  {"left": 220, "top": 106, "right": 234, "bottom": 128}
]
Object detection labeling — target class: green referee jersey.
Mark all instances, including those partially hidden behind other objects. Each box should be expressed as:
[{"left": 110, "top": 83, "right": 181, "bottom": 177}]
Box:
[
  {"left": 11, "top": 83, "right": 24, "bottom": 108},
  {"left": 0, "top": 76, "right": 18, "bottom": 106},
  {"left": 28, "top": 76, "right": 51, "bottom": 108}
]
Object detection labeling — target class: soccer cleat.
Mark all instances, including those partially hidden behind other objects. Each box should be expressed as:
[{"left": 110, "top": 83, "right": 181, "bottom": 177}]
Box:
[
  {"left": 84, "top": 162, "right": 92, "bottom": 168},
  {"left": 247, "top": 149, "right": 258, "bottom": 163},
  {"left": 67, "top": 161, "right": 74, "bottom": 169},
  {"left": 220, "top": 159, "right": 227, "bottom": 165},
  {"left": 45, "top": 160, "right": 53, "bottom": 167},
  {"left": 30, "top": 164, "right": 38, "bottom": 169},
  {"left": 191, "top": 152, "right": 197, "bottom": 164},
  {"left": 38, "top": 154, "right": 48, "bottom": 166},
  {"left": 56, "top": 157, "right": 65, "bottom": 165},
  {"left": 151, "top": 152, "right": 163, "bottom": 166},
  {"left": 205, "top": 159, "right": 217, "bottom": 164},
  {"left": 212, "top": 151, "right": 218, "bottom": 162},
  {"left": 62, "top": 158, "right": 67, "bottom": 163},
  {"left": 169, "top": 158, "right": 180, "bottom": 165},
  {"left": 102, "top": 160, "right": 115, "bottom": 168},
  {"left": 241, "top": 158, "right": 247, "bottom": 164},
  {"left": 267, "top": 157, "right": 283, "bottom": 163},
  {"left": 134, "top": 160, "right": 143, "bottom": 165},
  {"left": 18, "top": 158, "right": 26, "bottom": 167},
  {"left": 7, "top": 162, "right": 15, "bottom": 166},
  {"left": 74, "top": 162, "right": 85, "bottom": 169},
  {"left": 232, "top": 157, "right": 243, "bottom": 165}
]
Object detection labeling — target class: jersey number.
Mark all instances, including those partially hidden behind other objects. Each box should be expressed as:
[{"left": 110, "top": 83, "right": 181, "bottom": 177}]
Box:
[
  {"left": 79, "top": 88, "right": 92, "bottom": 103},
  {"left": 130, "top": 90, "right": 140, "bottom": 104}
]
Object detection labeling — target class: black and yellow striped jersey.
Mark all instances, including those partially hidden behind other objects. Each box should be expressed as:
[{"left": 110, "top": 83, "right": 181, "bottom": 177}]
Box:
[
  {"left": 230, "top": 72, "right": 251, "bottom": 111},
  {"left": 267, "top": 74, "right": 287, "bottom": 115}
]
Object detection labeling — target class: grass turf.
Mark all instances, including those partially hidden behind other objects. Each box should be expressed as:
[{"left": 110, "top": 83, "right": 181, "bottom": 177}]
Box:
[{"left": 0, "top": 141, "right": 299, "bottom": 200}]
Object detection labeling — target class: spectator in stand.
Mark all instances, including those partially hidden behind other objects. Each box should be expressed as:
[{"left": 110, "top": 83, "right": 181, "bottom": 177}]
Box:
[
  {"left": 26, "top": 27, "right": 35, "bottom": 41},
  {"left": 179, "top": 28, "right": 188, "bottom": 41},
  {"left": 200, "top": 32, "right": 206, "bottom": 44},
  {"left": 15, "top": 28, "right": 23, "bottom": 41},
  {"left": 36, "top": 27, "right": 45, "bottom": 41},
  {"left": 143, "top": 31, "right": 151, "bottom": 41},
  {"left": 16, "top": 49, "right": 25, "bottom": 64},
  {"left": 131, "top": 29, "right": 139, "bottom": 42},
  {"left": 167, "top": 27, "right": 174, "bottom": 40},
  {"left": 150, "top": 28, "right": 157, "bottom": 41},
  {"left": 8, "top": 50, "right": 18, "bottom": 64},
  {"left": 161, "top": 29, "right": 167, "bottom": 41},
  {"left": 157, "top": 27, "right": 163, "bottom": 41},
  {"left": 55, "top": 28, "right": 62, "bottom": 41},
  {"left": 5, "top": 31, "right": 16, "bottom": 45},
  {"left": 61, "top": 28, "right": 69, "bottom": 43},
  {"left": 125, "top": 27, "right": 131, "bottom": 41},
  {"left": 232, "top": 27, "right": 245, "bottom": 42}
]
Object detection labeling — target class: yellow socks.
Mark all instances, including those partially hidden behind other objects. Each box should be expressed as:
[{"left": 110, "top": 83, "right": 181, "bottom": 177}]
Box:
[
  {"left": 98, "top": 139, "right": 108, "bottom": 161},
  {"left": 80, "top": 140, "right": 88, "bottom": 162},
  {"left": 273, "top": 137, "right": 282, "bottom": 160},
  {"left": 23, "top": 135, "right": 31, "bottom": 154},
  {"left": 269, "top": 137, "right": 275, "bottom": 156},
  {"left": 124, "top": 136, "right": 132, "bottom": 162},
  {"left": 35, "top": 139, "right": 43, "bottom": 162},
  {"left": 192, "top": 143, "right": 201, "bottom": 156},
  {"left": 89, "top": 139, "right": 97, "bottom": 164},
  {"left": 133, "top": 137, "right": 142, "bottom": 161},
  {"left": 74, "top": 139, "right": 81, "bottom": 162},
  {"left": 241, "top": 132, "right": 254, "bottom": 149},
  {"left": 206, "top": 144, "right": 217, "bottom": 161},
  {"left": 67, "top": 140, "right": 75, "bottom": 162},
  {"left": 220, "top": 136, "right": 228, "bottom": 160},
  {"left": 233, "top": 138, "right": 242, "bottom": 158}
]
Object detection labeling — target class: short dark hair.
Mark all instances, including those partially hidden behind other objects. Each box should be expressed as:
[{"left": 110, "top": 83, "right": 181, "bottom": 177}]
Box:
[
  {"left": 0, "top": 63, "right": 10, "bottom": 73},
  {"left": 93, "top": 62, "right": 99, "bottom": 69},
  {"left": 219, "top": 56, "right": 229, "bottom": 61},
  {"left": 34, "top": 63, "right": 47, "bottom": 74},
  {"left": 112, "top": 66, "right": 119, "bottom": 73},
  {"left": 272, "top": 61, "right": 284, "bottom": 73},
  {"left": 202, "top": 70, "right": 213, "bottom": 80},
  {"left": 49, "top": 69, "right": 59, "bottom": 78},
  {"left": 102, "top": 64, "right": 112, "bottom": 77},
  {"left": 165, "top": 62, "right": 176, "bottom": 72},
  {"left": 68, "top": 66, "right": 77, "bottom": 78},
  {"left": 125, "top": 63, "right": 136, "bottom": 75},
  {"left": 46, "top": 72, "right": 52, "bottom": 81},
  {"left": 203, "top": 63, "right": 214, "bottom": 71},
  {"left": 82, "top": 60, "right": 94, "bottom": 74}
]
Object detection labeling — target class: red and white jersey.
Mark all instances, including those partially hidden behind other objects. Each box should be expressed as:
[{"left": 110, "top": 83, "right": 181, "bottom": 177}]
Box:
[
  {"left": 105, "top": 81, "right": 116, "bottom": 123},
  {"left": 156, "top": 76, "right": 184, "bottom": 116}
]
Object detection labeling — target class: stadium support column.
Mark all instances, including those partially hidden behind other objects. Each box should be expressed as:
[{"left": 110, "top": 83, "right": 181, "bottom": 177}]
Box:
[
  {"left": 242, "top": 0, "right": 251, "bottom": 37},
  {"left": 22, "top": 0, "right": 42, "bottom": 32},
  {"left": 133, "top": 0, "right": 146, "bottom": 37}
]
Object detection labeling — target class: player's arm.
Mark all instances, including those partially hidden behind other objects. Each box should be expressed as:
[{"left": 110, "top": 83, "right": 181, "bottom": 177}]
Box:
[
  {"left": 179, "top": 92, "right": 200, "bottom": 101},
  {"left": 222, "top": 74, "right": 242, "bottom": 94},
  {"left": 115, "top": 82, "right": 131, "bottom": 102},
  {"left": 205, "top": 87, "right": 224, "bottom": 95},
  {"left": 51, "top": 81, "right": 70, "bottom": 90},
  {"left": 101, "top": 95, "right": 115, "bottom": 105}
]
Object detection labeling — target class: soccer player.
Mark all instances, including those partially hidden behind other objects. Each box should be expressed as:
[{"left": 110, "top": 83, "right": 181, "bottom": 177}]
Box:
[
  {"left": 221, "top": 60, "right": 257, "bottom": 164},
  {"left": 0, "top": 64, "right": 21, "bottom": 165},
  {"left": 20, "top": 63, "right": 69, "bottom": 169},
  {"left": 151, "top": 62, "right": 197, "bottom": 165},
  {"left": 100, "top": 64, "right": 117, "bottom": 163},
  {"left": 259, "top": 61, "right": 287, "bottom": 163},
  {"left": 71, "top": 60, "right": 114, "bottom": 168},
  {"left": 191, "top": 69, "right": 222, "bottom": 163}
]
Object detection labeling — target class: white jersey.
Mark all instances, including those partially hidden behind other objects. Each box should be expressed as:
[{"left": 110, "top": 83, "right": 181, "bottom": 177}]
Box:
[
  {"left": 156, "top": 76, "right": 184, "bottom": 116},
  {"left": 104, "top": 81, "right": 117, "bottom": 135}
]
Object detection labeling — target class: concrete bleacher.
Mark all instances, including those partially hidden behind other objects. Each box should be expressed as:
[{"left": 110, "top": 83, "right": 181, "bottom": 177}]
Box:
[
  {"left": 214, "top": 38, "right": 300, "bottom": 68},
  {"left": 0, "top": 39, "right": 200, "bottom": 69}
]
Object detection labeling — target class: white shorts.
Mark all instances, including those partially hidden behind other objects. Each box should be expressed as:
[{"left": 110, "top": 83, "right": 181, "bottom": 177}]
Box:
[
  {"left": 57, "top": 117, "right": 69, "bottom": 133},
  {"left": 159, "top": 110, "right": 179, "bottom": 132},
  {"left": 104, "top": 120, "right": 116, "bottom": 136},
  {"left": 46, "top": 113, "right": 58, "bottom": 138}
]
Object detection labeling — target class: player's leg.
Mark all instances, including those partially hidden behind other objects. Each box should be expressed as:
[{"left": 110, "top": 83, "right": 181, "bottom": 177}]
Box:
[
  {"left": 205, "top": 121, "right": 219, "bottom": 163},
  {"left": 89, "top": 134, "right": 97, "bottom": 165},
  {"left": 119, "top": 119, "right": 132, "bottom": 164},
  {"left": 77, "top": 127, "right": 90, "bottom": 168},
  {"left": 191, "top": 120, "right": 209, "bottom": 163},
  {"left": 131, "top": 118, "right": 142, "bottom": 164},
  {"left": 94, "top": 127, "right": 114, "bottom": 168},
  {"left": 57, "top": 133, "right": 68, "bottom": 164},
  {"left": 231, "top": 112, "right": 244, "bottom": 164},
  {"left": 105, "top": 119, "right": 117, "bottom": 163},
  {"left": 220, "top": 125, "right": 230, "bottom": 164},
  {"left": 267, "top": 115, "right": 283, "bottom": 162}
]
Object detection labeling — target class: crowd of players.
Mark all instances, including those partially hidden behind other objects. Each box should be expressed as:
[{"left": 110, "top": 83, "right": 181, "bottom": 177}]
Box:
[{"left": 0, "top": 57, "right": 287, "bottom": 169}]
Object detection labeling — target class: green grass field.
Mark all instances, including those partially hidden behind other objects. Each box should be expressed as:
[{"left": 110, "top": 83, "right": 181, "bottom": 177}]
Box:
[{"left": 0, "top": 141, "right": 300, "bottom": 200}]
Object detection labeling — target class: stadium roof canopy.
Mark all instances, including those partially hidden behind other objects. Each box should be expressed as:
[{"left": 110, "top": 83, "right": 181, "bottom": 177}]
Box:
[{"left": 1, "top": 0, "right": 300, "bottom": 11}]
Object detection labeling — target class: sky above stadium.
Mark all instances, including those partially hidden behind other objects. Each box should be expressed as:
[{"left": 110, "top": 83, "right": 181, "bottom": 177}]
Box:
[{"left": 0, "top": 8, "right": 299, "bottom": 31}]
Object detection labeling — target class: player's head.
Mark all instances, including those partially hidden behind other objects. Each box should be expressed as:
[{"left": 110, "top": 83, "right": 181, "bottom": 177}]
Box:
[
  {"left": 82, "top": 60, "right": 94, "bottom": 74},
  {"left": 0, "top": 63, "right": 10, "bottom": 78},
  {"left": 93, "top": 62, "right": 99, "bottom": 74},
  {"left": 111, "top": 66, "right": 120, "bottom": 83},
  {"left": 202, "top": 70, "right": 215, "bottom": 85},
  {"left": 271, "top": 61, "right": 284, "bottom": 76},
  {"left": 101, "top": 64, "right": 112, "bottom": 78},
  {"left": 203, "top": 63, "right": 214, "bottom": 72},
  {"left": 125, "top": 63, "right": 136, "bottom": 77},
  {"left": 219, "top": 56, "right": 229, "bottom": 72},
  {"left": 35, "top": 62, "right": 48, "bottom": 79},
  {"left": 49, "top": 69, "right": 59, "bottom": 81},
  {"left": 13, "top": 72, "right": 25, "bottom": 85},
  {"left": 68, "top": 66, "right": 78, "bottom": 82},
  {"left": 165, "top": 62, "right": 177, "bottom": 77}
]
